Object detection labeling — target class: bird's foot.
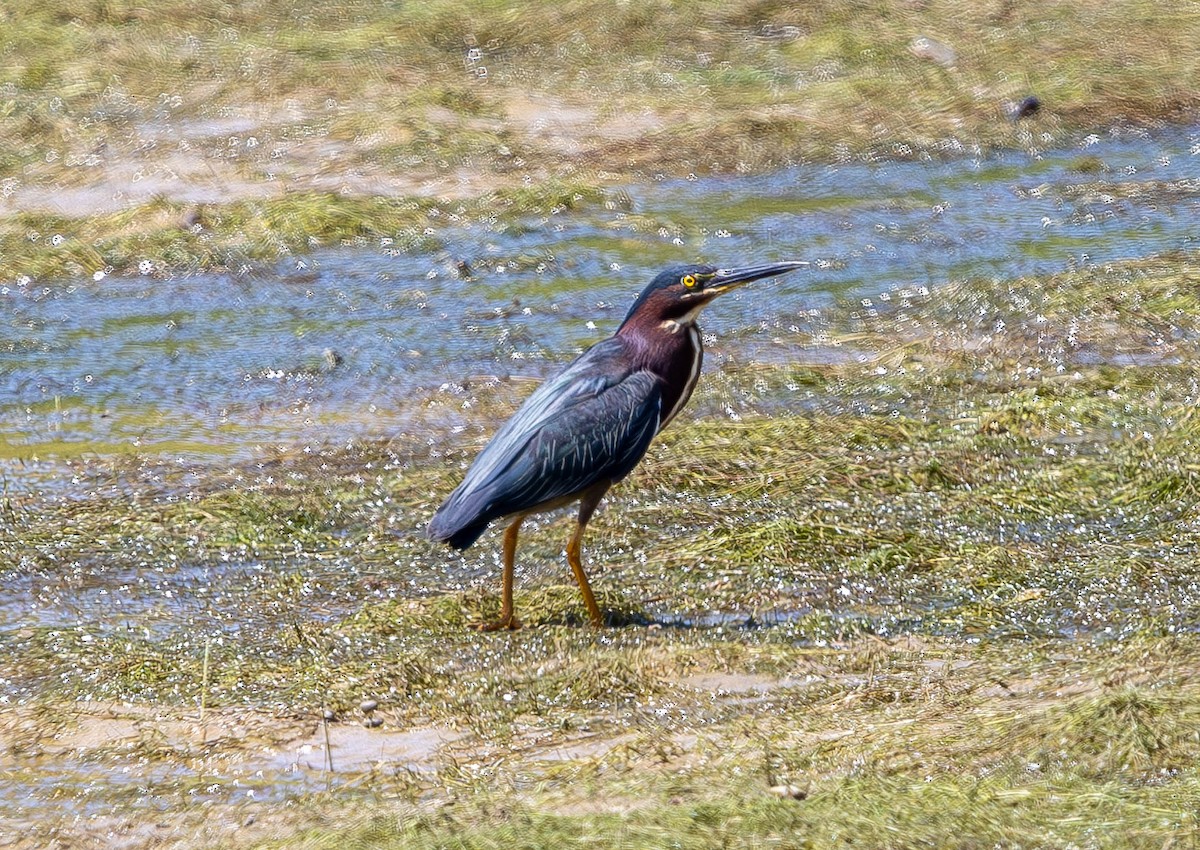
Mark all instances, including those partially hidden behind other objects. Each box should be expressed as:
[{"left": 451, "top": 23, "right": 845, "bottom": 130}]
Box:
[{"left": 476, "top": 615, "right": 522, "bottom": 632}]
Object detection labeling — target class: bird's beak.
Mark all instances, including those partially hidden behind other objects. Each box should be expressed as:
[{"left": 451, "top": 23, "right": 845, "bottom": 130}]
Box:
[{"left": 705, "top": 260, "right": 808, "bottom": 295}]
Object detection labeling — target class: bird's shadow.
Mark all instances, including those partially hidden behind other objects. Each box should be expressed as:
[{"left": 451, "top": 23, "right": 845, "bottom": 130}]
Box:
[{"left": 547, "top": 610, "right": 778, "bottom": 631}]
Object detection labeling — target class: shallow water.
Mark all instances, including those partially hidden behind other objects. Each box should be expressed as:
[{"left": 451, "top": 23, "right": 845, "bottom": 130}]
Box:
[{"left": 2, "top": 125, "right": 1197, "bottom": 466}]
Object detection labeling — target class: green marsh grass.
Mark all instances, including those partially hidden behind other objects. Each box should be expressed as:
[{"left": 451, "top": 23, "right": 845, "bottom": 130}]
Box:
[{"left": 2, "top": 1, "right": 1199, "bottom": 280}]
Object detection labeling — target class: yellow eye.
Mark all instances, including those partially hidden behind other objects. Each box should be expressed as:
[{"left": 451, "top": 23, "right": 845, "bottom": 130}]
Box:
[{"left": 681, "top": 274, "right": 697, "bottom": 288}]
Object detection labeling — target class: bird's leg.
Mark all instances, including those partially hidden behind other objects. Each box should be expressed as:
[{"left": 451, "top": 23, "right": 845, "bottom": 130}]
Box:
[
  {"left": 566, "top": 523, "right": 602, "bottom": 627},
  {"left": 478, "top": 516, "right": 524, "bottom": 631},
  {"left": 568, "top": 485, "right": 610, "bottom": 628}
]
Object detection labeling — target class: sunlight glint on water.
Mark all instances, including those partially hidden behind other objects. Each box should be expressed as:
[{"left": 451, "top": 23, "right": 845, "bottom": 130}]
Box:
[{"left": 1, "top": 126, "right": 1197, "bottom": 463}]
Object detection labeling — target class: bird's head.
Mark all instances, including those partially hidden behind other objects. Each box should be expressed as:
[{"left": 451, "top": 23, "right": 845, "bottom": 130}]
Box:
[{"left": 619, "top": 261, "right": 807, "bottom": 330}]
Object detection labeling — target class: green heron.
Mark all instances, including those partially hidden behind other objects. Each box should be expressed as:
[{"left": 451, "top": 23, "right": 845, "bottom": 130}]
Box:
[{"left": 427, "top": 261, "right": 806, "bottom": 629}]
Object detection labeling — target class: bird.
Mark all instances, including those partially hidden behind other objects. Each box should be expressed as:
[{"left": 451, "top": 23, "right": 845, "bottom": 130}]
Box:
[{"left": 427, "top": 261, "right": 807, "bottom": 630}]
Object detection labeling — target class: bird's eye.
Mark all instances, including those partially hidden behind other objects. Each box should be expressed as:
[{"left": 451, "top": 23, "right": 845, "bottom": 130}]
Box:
[{"left": 681, "top": 274, "right": 697, "bottom": 288}]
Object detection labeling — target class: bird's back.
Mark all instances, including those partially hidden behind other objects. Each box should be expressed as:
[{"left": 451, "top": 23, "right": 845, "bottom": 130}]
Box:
[{"left": 428, "top": 337, "right": 664, "bottom": 549}]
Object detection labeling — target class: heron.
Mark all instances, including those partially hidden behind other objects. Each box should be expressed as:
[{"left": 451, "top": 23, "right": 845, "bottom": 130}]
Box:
[{"left": 428, "top": 261, "right": 806, "bottom": 629}]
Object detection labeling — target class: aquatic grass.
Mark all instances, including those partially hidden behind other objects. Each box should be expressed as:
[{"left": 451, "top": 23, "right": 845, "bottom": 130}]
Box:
[
  {"left": 272, "top": 755, "right": 1200, "bottom": 850},
  {"left": 464, "top": 583, "right": 649, "bottom": 629},
  {"left": 0, "top": 182, "right": 607, "bottom": 279},
  {"left": 1024, "top": 685, "right": 1200, "bottom": 780},
  {"left": 347, "top": 586, "right": 647, "bottom": 637}
]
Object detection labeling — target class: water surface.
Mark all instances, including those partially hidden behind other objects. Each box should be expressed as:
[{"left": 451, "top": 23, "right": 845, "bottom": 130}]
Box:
[{"left": 2, "top": 125, "right": 1197, "bottom": 467}]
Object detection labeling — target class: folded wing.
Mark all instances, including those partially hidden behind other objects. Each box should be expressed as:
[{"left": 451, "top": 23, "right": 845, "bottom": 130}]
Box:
[{"left": 428, "top": 338, "right": 663, "bottom": 549}]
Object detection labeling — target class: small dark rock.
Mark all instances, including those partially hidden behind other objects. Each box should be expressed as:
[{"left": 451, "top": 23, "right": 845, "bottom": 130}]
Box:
[
  {"left": 179, "top": 207, "right": 203, "bottom": 231},
  {"left": 359, "top": 698, "right": 379, "bottom": 714},
  {"left": 1014, "top": 95, "right": 1041, "bottom": 120},
  {"left": 362, "top": 715, "right": 384, "bottom": 728}
]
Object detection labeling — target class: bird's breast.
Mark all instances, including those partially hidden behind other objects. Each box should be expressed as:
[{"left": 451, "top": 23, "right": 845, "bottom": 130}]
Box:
[{"left": 652, "top": 323, "right": 703, "bottom": 429}]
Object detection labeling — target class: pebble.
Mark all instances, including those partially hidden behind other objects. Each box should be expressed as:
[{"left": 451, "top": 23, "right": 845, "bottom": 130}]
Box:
[
  {"left": 909, "top": 35, "right": 956, "bottom": 68},
  {"left": 322, "top": 709, "right": 336, "bottom": 722},
  {"left": 359, "top": 698, "right": 379, "bottom": 714},
  {"left": 362, "top": 715, "right": 384, "bottom": 728},
  {"left": 769, "top": 783, "right": 808, "bottom": 801}
]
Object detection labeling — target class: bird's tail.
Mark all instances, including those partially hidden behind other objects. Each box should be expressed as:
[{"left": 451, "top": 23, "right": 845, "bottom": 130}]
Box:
[{"left": 427, "top": 493, "right": 492, "bottom": 550}]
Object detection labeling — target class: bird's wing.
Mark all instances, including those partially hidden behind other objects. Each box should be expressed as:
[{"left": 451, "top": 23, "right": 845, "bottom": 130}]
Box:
[
  {"left": 497, "top": 366, "right": 662, "bottom": 511},
  {"left": 461, "top": 339, "right": 641, "bottom": 486},
  {"left": 430, "top": 338, "right": 663, "bottom": 539}
]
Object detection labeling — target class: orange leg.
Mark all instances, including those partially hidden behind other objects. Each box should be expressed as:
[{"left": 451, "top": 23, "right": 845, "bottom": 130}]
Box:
[
  {"left": 568, "top": 485, "right": 610, "bottom": 628},
  {"left": 567, "top": 521, "right": 603, "bottom": 627},
  {"left": 478, "top": 517, "right": 524, "bottom": 631}
]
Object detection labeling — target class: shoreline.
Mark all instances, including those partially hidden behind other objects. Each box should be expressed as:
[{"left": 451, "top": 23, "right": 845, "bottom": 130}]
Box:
[{"left": 1, "top": 115, "right": 1196, "bottom": 284}]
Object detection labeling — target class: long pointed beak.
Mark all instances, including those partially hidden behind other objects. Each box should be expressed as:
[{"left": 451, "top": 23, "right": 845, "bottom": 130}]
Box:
[{"left": 706, "top": 260, "right": 808, "bottom": 294}]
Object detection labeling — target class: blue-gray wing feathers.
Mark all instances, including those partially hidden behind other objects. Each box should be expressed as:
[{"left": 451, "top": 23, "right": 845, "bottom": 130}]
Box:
[{"left": 428, "top": 338, "right": 663, "bottom": 549}]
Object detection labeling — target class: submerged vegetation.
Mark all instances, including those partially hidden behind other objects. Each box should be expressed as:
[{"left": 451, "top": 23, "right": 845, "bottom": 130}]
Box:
[
  {"left": 0, "top": 182, "right": 608, "bottom": 279},
  {"left": 5, "top": 254, "right": 1200, "bottom": 847}
]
